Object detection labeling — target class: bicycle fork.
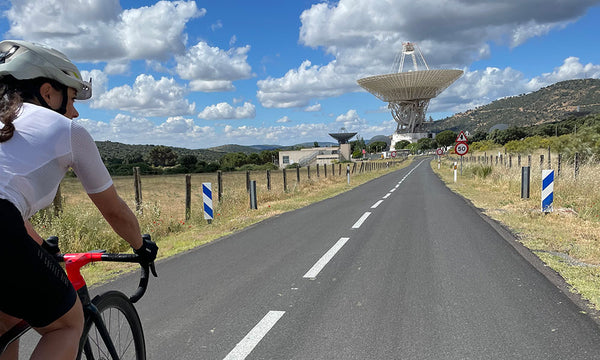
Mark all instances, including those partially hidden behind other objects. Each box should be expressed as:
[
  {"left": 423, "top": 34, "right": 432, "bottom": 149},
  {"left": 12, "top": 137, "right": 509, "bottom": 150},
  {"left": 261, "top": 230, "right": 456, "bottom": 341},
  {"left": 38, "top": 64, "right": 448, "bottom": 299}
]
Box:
[{"left": 77, "top": 286, "right": 120, "bottom": 360}]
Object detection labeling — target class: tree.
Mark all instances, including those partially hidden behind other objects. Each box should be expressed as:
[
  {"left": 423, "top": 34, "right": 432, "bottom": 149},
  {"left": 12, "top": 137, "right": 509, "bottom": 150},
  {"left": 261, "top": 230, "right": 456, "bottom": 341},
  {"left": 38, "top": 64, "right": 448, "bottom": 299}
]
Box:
[
  {"left": 247, "top": 153, "right": 261, "bottom": 165},
  {"left": 351, "top": 137, "right": 366, "bottom": 153},
  {"left": 435, "top": 130, "right": 457, "bottom": 148},
  {"left": 394, "top": 140, "right": 410, "bottom": 149},
  {"left": 148, "top": 145, "right": 178, "bottom": 166},
  {"left": 416, "top": 137, "right": 437, "bottom": 151},
  {"left": 220, "top": 152, "right": 248, "bottom": 170},
  {"left": 179, "top": 155, "right": 198, "bottom": 171},
  {"left": 259, "top": 150, "right": 278, "bottom": 165},
  {"left": 489, "top": 126, "right": 529, "bottom": 145},
  {"left": 314, "top": 141, "right": 319, "bottom": 148},
  {"left": 469, "top": 130, "right": 488, "bottom": 143},
  {"left": 367, "top": 141, "right": 388, "bottom": 153}
]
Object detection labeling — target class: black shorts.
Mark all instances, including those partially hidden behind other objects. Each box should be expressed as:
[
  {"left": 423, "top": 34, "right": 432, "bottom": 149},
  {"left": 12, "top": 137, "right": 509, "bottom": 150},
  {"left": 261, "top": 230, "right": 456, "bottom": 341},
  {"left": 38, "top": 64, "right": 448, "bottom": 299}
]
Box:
[{"left": 0, "top": 199, "right": 77, "bottom": 328}]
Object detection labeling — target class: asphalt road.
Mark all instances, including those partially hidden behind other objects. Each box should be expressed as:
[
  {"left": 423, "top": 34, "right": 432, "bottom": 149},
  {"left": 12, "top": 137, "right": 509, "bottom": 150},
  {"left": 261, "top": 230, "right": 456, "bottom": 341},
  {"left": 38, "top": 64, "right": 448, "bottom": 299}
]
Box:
[{"left": 92, "top": 157, "right": 600, "bottom": 359}]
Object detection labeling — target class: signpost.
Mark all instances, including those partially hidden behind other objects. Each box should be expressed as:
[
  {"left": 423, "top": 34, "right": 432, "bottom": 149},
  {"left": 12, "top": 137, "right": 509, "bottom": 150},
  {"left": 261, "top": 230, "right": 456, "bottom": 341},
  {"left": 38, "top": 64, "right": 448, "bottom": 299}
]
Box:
[
  {"left": 202, "top": 182, "right": 213, "bottom": 223},
  {"left": 436, "top": 148, "right": 443, "bottom": 169},
  {"left": 456, "top": 131, "right": 468, "bottom": 143},
  {"left": 454, "top": 142, "right": 468, "bottom": 156},
  {"left": 454, "top": 131, "right": 469, "bottom": 175},
  {"left": 542, "top": 170, "right": 554, "bottom": 213}
]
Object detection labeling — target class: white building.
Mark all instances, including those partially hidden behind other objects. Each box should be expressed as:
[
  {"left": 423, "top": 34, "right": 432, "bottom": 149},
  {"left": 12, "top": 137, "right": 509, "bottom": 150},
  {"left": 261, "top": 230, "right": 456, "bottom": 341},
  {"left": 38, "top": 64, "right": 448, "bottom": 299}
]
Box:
[{"left": 278, "top": 144, "right": 353, "bottom": 169}]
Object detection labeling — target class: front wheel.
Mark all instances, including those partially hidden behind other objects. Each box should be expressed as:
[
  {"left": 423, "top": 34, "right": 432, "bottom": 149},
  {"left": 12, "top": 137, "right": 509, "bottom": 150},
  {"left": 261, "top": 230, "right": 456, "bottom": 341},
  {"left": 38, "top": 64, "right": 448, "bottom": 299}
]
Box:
[{"left": 79, "top": 291, "right": 146, "bottom": 360}]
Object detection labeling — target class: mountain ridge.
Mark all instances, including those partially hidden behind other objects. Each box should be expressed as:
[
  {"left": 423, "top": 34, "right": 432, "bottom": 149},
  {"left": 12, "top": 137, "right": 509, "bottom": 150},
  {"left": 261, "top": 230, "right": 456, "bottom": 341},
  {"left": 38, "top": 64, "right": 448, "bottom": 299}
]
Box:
[{"left": 426, "top": 78, "right": 600, "bottom": 133}]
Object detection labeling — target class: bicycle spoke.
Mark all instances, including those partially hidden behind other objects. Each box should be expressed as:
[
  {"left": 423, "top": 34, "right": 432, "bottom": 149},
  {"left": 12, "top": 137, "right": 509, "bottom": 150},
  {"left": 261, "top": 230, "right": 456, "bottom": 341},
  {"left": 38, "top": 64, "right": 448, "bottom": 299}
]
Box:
[{"left": 84, "top": 307, "right": 137, "bottom": 359}]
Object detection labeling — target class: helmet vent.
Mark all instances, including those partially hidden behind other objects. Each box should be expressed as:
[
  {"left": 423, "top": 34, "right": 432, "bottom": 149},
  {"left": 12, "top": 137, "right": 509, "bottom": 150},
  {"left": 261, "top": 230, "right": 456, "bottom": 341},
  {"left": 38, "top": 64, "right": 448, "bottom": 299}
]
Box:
[{"left": 0, "top": 45, "right": 19, "bottom": 64}]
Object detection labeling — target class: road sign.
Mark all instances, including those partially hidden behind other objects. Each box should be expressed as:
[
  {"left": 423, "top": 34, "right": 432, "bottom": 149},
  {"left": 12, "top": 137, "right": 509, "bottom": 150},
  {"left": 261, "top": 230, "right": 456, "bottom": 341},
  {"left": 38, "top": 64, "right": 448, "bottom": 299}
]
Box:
[
  {"left": 456, "top": 131, "right": 468, "bottom": 143},
  {"left": 436, "top": 148, "right": 443, "bottom": 156},
  {"left": 454, "top": 142, "right": 469, "bottom": 156},
  {"left": 203, "top": 183, "right": 213, "bottom": 221},
  {"left": 542, "top": 170, "right": 554, "bottom": 213},
  {"left": 391, "top": 150, "right": 397, "bottom": 158}
]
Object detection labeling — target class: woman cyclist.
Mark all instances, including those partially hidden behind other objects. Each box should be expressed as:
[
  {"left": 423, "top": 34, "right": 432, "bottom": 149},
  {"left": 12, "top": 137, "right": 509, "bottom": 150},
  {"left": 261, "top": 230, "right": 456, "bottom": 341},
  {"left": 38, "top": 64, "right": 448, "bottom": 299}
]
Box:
[{"left": 0, "top": 40, "right": 158, "bottom": 360}]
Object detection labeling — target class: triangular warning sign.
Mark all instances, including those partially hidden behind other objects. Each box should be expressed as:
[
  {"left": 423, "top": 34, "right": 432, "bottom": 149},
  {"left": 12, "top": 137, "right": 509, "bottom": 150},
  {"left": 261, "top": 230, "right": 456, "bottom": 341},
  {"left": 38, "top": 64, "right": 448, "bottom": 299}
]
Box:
[{"left": 456, "top": 131, "right": 468, "bottom": 143}]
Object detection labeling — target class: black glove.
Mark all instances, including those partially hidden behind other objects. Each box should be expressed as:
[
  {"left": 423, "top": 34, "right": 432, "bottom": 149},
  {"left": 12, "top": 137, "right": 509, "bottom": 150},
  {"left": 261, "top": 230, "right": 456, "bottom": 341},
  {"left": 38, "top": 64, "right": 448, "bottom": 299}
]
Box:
[
  {"left": 42, "top": 236, "right": 60, "bottom": 256},
  {"left": 134, "top": 234, "right": 158, "bottom": 265}
]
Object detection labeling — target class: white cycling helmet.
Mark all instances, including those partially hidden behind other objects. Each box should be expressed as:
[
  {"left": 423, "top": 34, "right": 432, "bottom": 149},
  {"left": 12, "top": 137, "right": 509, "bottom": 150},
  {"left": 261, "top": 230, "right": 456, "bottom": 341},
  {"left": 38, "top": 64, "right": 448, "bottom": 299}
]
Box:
[{"left": 0, "top": 39, "right": 91, "bottom": 100}]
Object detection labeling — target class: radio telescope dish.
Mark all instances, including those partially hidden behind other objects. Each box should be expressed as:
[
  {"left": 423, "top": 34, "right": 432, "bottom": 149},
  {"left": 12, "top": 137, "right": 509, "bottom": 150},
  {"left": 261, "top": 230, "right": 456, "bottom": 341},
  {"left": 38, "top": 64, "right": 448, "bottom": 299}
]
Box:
[
  {"left": 357, "top": 42, "right": 463, "bottom": 135},
  {"left": 357, "top": 69, "right": 464, "bottom": 103},
  {"left": 329, "top": 132, "right": 357, "bottom": 144}
]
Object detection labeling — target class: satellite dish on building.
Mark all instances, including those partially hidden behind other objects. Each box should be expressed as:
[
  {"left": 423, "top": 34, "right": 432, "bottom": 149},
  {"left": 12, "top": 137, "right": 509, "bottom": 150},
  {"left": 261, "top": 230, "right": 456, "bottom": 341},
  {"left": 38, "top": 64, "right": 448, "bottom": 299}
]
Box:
[{"left": 329, "top": 132, "right": 357, "bottom": 145}]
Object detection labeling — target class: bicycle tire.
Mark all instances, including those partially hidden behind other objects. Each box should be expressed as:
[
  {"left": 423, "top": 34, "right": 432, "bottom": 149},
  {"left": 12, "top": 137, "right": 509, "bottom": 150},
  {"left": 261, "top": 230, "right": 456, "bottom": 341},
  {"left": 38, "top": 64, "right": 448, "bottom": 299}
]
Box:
[{"left": 78, "top": 291, "right": 146, "bottom": 360}]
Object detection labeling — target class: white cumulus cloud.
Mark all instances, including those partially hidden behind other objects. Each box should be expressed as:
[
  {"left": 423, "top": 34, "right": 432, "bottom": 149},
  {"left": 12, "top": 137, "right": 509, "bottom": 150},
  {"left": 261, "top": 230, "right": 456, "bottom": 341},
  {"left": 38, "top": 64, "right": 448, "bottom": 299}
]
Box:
[
  {"left": 91, "top": 74, "right": 195, "bottom": 117},
  {"left": 5, "top": 0, "right": 204, "bottom": 62},
  {"left": 198, "top": 102, "right": 256, "bottom": 120},
  {"left": 175, "top": 41, "right": 253, "bottom": 92}
]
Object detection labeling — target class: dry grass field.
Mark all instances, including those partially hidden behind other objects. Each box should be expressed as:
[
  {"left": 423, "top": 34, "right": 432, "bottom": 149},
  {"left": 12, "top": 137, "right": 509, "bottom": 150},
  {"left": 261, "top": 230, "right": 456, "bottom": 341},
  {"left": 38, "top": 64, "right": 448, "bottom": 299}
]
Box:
[
  {"left": 32, "top": 161, "right": 410, "bottom": 285},
  {"left": 434, "top": 150, "right": 600, "bottom": 311}
]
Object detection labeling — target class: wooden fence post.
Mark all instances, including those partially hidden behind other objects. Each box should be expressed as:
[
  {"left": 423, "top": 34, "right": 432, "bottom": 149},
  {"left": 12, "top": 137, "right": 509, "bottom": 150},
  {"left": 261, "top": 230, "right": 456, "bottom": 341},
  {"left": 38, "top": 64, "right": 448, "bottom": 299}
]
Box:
[
  {"left": 283, "top": 168, "right": 287, "bottom": 192},
  {"left": 134, "top": 167, "right": 142, "bottom": 213},
  {"left": 217, "top": 170, "right": 223, "bottom": 202},
  {"left": 246, "top": 170, "right": 251, "bottom": 192},
  {"left": 53, "top": 184, "right": 62, "bottom": 217},
  {"left": 296, "top": 166, "right": 300, "bottom": 184},
  {"left": 574, "top": 152, "right": 580, "bottom": 179},
  {"left": 557, "top": 154, "right": 562, "bottom": 178},
  {"left": 316, "top": 164, "right": 320, "bottom": 177},
  {"left": 185, "top": 174, "right": 191, "bottom": 220},
  {"left": 307, "top": 165, "right": 311, "bottom": 179},
  {"left": 267, "top": 169, "right": 271, "bottom": 191}
]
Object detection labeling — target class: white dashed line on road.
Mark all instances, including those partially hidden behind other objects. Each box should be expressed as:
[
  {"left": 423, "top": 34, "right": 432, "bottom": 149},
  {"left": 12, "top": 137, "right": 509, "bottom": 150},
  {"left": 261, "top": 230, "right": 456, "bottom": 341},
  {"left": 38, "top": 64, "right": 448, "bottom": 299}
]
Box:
[
  {"left": 223, "top": 311, "right": 286, "bottom": 360},
  {"left": 303, "top": 237, "right": 351, "bottom": 279}
]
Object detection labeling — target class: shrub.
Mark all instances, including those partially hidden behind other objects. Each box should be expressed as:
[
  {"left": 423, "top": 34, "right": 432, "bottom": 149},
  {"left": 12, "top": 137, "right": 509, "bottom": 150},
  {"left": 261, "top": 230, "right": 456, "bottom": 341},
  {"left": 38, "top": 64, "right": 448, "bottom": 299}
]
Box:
[{"left": 469, "top": 165, "right": 493, "bottom": 179}]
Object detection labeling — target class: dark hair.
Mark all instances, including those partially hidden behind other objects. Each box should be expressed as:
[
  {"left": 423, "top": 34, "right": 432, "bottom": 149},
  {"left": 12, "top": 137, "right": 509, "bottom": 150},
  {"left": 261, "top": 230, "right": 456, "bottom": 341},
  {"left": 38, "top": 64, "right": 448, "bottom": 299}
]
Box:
[
  {"left": 0, "top": 78, "right": 23, "bottom": 143},
  {"left": 0, "top": 75, "right": 67, "bottom": 142}
]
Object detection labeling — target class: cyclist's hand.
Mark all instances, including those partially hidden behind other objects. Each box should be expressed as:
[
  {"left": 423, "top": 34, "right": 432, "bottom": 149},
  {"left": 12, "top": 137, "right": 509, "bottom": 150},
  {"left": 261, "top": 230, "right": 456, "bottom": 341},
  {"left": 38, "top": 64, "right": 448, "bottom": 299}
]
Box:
[
  {"left": 134, "top": 234, "right": 158, "bottom": 265},
  {"left": 42, "top": 236, "right": 60, "bottom": 255}
]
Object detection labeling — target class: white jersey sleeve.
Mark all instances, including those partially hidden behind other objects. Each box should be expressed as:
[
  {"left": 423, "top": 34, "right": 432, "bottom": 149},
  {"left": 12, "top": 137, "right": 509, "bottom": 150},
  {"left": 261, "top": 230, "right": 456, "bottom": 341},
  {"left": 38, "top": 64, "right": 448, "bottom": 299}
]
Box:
[{"left": 70, "top": 122, "right": 113, "bottom": 194}]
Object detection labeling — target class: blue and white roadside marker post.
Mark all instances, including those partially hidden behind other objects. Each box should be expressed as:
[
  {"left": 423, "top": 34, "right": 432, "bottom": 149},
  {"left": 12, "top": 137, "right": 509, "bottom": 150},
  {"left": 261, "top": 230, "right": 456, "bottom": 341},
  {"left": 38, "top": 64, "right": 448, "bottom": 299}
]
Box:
[
  {"left": 202, "top": 182, "right": 214, "bottom": 224},
  {"left": 541, "top": 170, "right": 554, "bottom": 213}
]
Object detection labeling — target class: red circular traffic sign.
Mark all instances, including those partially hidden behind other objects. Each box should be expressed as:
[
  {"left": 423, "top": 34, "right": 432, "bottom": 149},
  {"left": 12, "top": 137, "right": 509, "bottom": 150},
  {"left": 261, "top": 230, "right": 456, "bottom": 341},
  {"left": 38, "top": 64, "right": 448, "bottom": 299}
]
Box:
[
  {"left": 391, "top": 151, "right": 397, "bottom": 158},
  {"left": 454, "top": 142, "right": 469, "bottom": 156},
  {"left": 436, "top": 148, "right": 443, "bottom": 156}
]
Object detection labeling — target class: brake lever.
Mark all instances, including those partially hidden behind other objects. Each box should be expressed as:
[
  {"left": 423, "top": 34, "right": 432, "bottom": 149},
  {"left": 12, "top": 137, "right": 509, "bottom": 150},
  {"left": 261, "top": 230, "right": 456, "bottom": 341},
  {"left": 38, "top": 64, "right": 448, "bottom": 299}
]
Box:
[{"left": 149, "top": 262, "right": 158, "bottom": 277}]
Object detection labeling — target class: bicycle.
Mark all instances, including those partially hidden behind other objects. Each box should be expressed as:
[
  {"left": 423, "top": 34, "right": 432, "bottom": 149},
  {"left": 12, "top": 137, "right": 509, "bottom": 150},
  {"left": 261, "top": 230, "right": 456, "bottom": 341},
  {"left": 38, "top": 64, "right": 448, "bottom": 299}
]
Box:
[{"left": 0, "top": 235, "right": 158, "bottom": 360}]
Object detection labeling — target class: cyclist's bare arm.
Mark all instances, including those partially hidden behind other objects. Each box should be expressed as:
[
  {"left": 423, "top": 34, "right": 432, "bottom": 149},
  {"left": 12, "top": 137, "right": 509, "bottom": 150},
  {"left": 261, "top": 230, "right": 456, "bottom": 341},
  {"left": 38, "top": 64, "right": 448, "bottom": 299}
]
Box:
[
  {"left": 24, "top": 220, "right": 43, "bottom": 245},
  {"left": 87, "top": 185, "right": 143, "bottom": 250}
]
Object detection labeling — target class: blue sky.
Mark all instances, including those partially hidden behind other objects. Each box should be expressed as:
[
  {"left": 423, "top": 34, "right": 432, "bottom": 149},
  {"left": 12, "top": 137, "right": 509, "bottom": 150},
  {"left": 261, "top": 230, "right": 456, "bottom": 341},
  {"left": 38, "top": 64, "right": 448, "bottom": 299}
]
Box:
[{"left": 1, "top": 0, "right": 599, "bottom": 149}]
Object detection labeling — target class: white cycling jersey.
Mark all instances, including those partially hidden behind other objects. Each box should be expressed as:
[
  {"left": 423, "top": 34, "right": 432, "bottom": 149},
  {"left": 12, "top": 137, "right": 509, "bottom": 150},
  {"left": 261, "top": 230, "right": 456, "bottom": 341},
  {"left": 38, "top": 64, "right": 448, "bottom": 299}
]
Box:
[{"left": 0, "top": 103, "right": 112, "bottom": 219}]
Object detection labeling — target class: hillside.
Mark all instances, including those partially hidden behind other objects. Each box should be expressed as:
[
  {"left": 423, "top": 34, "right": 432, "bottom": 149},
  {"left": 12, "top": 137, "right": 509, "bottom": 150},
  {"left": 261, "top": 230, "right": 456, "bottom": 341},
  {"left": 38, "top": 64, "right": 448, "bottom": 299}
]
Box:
[
  {"left": 96, "top": 141, "right": 227, "bottom": 163},
  {"left": 427, "top": 78, "right": 600, "bottom": 133},
  {"left": 208, "top": 144, "right": 273, "bottom": 154}
]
